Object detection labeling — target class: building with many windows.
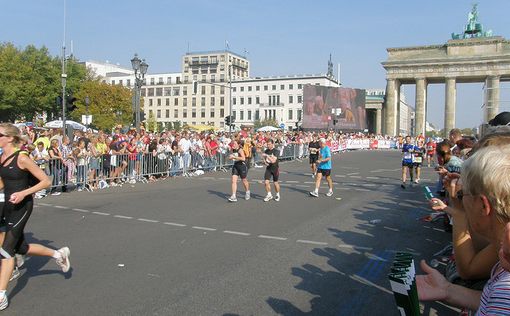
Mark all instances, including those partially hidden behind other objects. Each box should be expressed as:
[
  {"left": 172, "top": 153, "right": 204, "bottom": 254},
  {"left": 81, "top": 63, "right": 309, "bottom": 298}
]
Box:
[{"left": 231, "top": 75, "right": 339, "bottom": 130}]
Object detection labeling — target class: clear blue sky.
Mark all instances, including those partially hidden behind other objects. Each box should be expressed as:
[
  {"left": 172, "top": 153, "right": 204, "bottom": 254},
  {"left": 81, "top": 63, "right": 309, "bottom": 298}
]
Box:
[{"left": 2, "top": 0, "right": 510, "bottom": 129}]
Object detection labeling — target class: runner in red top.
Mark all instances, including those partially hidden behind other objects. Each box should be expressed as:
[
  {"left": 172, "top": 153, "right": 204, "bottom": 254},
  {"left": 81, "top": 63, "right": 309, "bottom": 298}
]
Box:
[{"left": 425, "top": 138, "right": 436, "bottom": 167}]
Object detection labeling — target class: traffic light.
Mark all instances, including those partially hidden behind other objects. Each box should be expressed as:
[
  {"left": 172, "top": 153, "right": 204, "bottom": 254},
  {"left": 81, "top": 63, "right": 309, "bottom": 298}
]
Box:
[
  {"left": 333, "top": 119, "right": 338, "bottom": 125},
  {"left": 192, "top": 81, "right": 198, "bottom": 94},
  {"left": 224, "top": 115, "right": 231, "bottom": 126},
  {"left": 140, "top": 111, "right": 146, "bottom": 122},
  {"left": 66, "top": 94, "right": 77, "bottom": 112}
]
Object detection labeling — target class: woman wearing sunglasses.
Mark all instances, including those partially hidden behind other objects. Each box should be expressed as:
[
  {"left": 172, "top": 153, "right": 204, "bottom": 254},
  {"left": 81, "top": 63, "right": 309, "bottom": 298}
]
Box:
[
  {"left": 0, "top": 123, "right": 71, "bottom": 310},
  {"left": 417, "top": 145, "right": 510, "bottom": 314}
]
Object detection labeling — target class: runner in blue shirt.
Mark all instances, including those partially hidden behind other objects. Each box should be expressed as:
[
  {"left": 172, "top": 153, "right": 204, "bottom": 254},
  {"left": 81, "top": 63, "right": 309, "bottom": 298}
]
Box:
[
  {"left": 309, "top": 138, "right": 333, "bottom": 197},
  {"left": 401, "top": 136, "right": 414, "bottom": 189}
]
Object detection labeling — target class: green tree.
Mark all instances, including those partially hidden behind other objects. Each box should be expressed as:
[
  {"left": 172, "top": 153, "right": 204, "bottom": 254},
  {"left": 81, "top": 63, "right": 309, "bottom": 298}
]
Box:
[
  {"left": 254, "top": 119, "right": 278, "bottom": 129},
  {"left": 70, "top": 80, "right": 133, "bottom": 131},
  {"left": 0, "top": 42, "right": 86, "bottom": 122},
  {"left": 173, "top": 121, "right": 182, "bottom": 132},
  {"left": 165, "top": 121, "right": 173, "bottom": 131},
  {"left": 146, "top": 111, "right": 157, "bottom": 132}
]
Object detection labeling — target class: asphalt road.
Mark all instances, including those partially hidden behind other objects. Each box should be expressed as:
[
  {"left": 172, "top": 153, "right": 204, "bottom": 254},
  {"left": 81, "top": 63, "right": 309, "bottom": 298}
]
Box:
[{"left": 7, "top": 150, "right": 458, "bottom": 315}]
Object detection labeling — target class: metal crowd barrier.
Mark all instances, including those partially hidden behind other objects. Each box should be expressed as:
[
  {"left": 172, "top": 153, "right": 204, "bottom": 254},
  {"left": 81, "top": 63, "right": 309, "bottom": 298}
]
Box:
[{"left": 42, "top": 143, "right": 311, "bottom": 192}]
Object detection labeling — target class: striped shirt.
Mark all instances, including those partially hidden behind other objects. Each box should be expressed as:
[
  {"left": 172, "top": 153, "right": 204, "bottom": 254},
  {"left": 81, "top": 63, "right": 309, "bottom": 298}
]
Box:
[{"left": 478, "top": 262, "right": 510, "bottom": 315}]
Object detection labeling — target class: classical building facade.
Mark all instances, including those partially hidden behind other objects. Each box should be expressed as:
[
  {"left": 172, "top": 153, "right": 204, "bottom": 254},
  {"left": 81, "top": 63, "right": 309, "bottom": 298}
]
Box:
[
  {"left": 231, "top": 75, "right": 339, "bottom": 130},
  {"left": 365, "top": 89, "right": 413, "bottom": 135},
  {"left": 382, "top": 6, "right": 510, "bottom": 136}
]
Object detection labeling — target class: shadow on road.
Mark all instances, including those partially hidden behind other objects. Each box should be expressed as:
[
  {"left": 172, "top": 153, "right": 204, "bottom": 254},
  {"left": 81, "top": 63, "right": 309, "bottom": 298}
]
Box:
[
  {"left": 266, "top": 185, "right": 459, "bottom": 315},
  {"left": 9, "top": 233, "right": 73, "bottom": 302}
]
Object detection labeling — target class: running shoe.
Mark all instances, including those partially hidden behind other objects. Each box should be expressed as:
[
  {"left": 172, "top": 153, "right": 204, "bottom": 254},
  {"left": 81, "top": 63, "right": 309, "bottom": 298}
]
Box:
[
  {"left": 401, "top": 183, "right": 406, "bottom": 189},
  {"left": 311, "top": 174, "right": 315, "bottom": 178},
  {"left": 274, "top": 194, "right": 280, "bottom": 202},
  {"left": 245, "top": 191, "right": 251, "bottom": 200},
  {"left": 263, "top": 194, "right": 273, "bottom": 202},
  {"left": 415, "top": 179, "right": 420, "bottom": 184},
  {"left": 326, "top": 191, "right": 333, "bottom": 197},
  {"left": 55, "top": 247, "right": 71, "bottom": 273},
  {"left": 9, "top": 266, "right": 20, "bottom": 282},
  {"left": 228, "top": 196, "right": 238, "bottom": 202},
  {"left": 309, "top": 191, "right": 319, "bottom": 197},
  {"left": 0, "top": 294, "right": 8, "bottom": 311}
]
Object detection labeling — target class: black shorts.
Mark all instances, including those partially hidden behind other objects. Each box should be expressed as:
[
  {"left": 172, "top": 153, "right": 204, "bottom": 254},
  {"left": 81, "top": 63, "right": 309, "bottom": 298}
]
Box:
[
  {"left": 264, "top": 168, "right": 279, "bottom": 182},
  {"left": 309, "top": 154, "right": 319, "bottom": 164},
  {"left": 318, "top": 168, "right": 331, "bottom": 177},
  {"left": 402, "top": 161, "right": 413, "bottom": 168},
  {"left": 1, "top": 196, "right": 32, "bottom": 258},
  {"left": 413, "top": 162, "right": 422, "bottom": 168},
  {"left": 232, "top": 163, "right": 248, "bottom": 179}
]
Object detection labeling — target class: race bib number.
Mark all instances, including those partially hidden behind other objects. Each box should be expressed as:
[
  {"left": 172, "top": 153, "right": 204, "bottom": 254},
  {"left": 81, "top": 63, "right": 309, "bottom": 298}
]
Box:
[
  {"left": 403, "top": 153, "right": 412, "bottom": 160},
  {"left": 414, "top": 157, "right": 423, "bottom": 163}
]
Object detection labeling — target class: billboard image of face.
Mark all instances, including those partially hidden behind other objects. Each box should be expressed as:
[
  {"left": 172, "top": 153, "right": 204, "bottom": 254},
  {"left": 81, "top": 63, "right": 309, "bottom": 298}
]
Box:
[{"left": 302, "top": 85, "right": 366, "bottom": 131}]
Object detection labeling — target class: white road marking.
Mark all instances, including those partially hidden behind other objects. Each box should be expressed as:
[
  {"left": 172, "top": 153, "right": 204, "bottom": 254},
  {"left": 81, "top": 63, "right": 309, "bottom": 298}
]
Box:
[
  {"left": 355, "top": 188, "right": 371, "bottom": 192},
  {"left": 363, "top": 184, "right": 377, "bottom": 187},
  {"left": 38, "top": 203, "right": 52, "bottom": 206},
  {"left": 366, "top": 176, "right": 379, "bottom": 179},
  {"left": 54, "top": 205, "right": 70, "bottom": 209},
  {"left": 138, "top": 218, "right": 159, "bottom": 223},
  {"left": 92, "top": 211, "right": 110, "bottom": 216},
  {"left": 223, "top": 230, "right": 250, "bottom": 236},
  {"left": 383, "top": 226, "right": 399, "bottom": 232},
  {"left": 114, "top": 215, "right": 133, "bottom": 219},
  {"left": 163, "top": 222, "right": 187, "bottom": 227},
  {"left": 349, "top": 176, "right": 362, "bottom": 178},
  {"left": 286, "top": 180, "right": 299, "bottom": 183},
  {"left": 347, "top": 172, "right": 359, "bottom": 175},
  {"left": 192, "top": 226, "right": 217, "bottom": 231},
  {"left": 72, "top": 208, "right": 90, "bottom": 213},
  {"left": 334, "top": 175, "right": 346, "bottom": 177},
  {"left": 297, "top": 240, "right": 328, "bottom": 246},
  {"left": 258, "top": 235, "right": 287, "bottom": 241},
  {"left": 304, "top": 181, "right": 315, "bottom": 184}
]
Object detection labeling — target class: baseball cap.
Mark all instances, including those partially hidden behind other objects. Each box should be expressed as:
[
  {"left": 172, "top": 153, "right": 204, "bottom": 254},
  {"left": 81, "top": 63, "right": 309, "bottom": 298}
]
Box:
[{"left": 489, "top": 111, "right": 510, "bottom": 126}]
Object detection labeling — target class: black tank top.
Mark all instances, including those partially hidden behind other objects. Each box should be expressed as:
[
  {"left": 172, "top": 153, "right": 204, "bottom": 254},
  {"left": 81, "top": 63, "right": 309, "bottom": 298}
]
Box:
[
  {"left": 0, "top": 151, "right": 32, "bottom": 202},
  {"left": 234, "top": 148, "right": 245, "bottom": 167}
]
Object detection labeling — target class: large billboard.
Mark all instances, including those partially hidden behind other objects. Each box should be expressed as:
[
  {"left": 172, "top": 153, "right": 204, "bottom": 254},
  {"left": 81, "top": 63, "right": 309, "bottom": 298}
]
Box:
[{"left": 302, "top": 85, "right": 367, "bottom": 131}]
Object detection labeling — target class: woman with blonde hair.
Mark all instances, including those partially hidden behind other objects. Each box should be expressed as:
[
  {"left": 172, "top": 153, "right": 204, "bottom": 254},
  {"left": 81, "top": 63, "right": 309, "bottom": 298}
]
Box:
[{"left": 0, "top": 123, "right": 70, "bottom": 310}]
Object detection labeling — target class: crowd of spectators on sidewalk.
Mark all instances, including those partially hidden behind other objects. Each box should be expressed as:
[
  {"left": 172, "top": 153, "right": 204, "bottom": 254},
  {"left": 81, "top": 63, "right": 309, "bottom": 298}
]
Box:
[
  {"left": 0, "top": 124, "right": 398, "bottom": 198},
  {"left": 410, "top": 112, "right": 510, "bottom": 314}
]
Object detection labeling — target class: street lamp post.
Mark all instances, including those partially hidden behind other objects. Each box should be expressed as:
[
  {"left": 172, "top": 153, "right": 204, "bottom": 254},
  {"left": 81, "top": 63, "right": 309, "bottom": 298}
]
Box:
[
  {"left": 131, "top": 54, "right": 148, "bottom": 132},
  {"left": 85, "top": 96, "right": 90, "bottom": 128}
]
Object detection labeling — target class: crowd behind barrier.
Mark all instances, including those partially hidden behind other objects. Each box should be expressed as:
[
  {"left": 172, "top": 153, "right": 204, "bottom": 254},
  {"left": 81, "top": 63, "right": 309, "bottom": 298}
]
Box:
[{"left": 2, "top": 124, "right": 400, "bottom": 196}]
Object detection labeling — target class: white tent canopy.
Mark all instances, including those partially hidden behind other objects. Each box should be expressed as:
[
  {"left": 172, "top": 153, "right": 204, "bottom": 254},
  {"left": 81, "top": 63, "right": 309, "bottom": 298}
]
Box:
[
  {"left": 44, "top": 120, "right": 86, "bottom": 131},
  {"left": 257, "top": 126, "right": 280, "bottom": 132}
]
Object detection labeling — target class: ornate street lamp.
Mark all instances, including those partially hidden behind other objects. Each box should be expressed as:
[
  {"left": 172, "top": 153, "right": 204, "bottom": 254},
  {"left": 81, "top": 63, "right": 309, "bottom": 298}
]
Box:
[{"left": 131, "top": 54, "right": 148, "bottom": 132}]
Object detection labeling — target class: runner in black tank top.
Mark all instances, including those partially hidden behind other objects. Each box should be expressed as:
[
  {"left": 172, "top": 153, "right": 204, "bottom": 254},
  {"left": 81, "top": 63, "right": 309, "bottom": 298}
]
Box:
[{"left": 0, "top": 123, "right": 71, "bottom": 310}]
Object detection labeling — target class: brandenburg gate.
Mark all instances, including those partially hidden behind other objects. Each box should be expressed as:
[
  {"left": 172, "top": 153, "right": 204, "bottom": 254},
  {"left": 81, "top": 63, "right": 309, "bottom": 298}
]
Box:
[{"left": 381, "top": 5, "right": 510, "bottom": 136}]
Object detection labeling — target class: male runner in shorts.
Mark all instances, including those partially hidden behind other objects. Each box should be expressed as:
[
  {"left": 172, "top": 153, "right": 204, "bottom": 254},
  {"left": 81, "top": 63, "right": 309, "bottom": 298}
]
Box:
[
  {"left": 262, "top": 139, "right": 280, "bottom": 202},
  {"left": 309, "top": 138, "right": 333, "bottom": 197},
  {"left": 401, "top": 136, "right": 414, "bottom": 189},
  {"left": 308, "top": 134, "right": 320, "bottom": 178}
]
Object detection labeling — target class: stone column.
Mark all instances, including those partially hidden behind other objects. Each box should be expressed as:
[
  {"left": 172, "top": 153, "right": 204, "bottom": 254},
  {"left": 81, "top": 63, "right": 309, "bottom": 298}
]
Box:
[
  {"left": 415, "top": 78, "right": 427, "bottom": 137},
  {"left": 444, "top": 77, "right": 456, "bottom": 137},
  {"left": 376, "top": 108, "right": 382, "bottom": 135},
  {"left": 486, "top": 76, "right": 500, "bottom": 122},
  {"left": 384, "top": 79, "right": 398, "bottom": 136}
]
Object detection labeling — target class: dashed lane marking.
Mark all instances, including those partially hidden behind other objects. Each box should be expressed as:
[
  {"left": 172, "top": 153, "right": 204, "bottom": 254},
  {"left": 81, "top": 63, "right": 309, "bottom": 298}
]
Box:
[
  {"left": 349, "top": 176, "right": 362, "bottom": 178},
  {"left": 355, "top": 188, "right": 371, "bottom": 192},
  {"left": 223, "top": 230, "right": 251, "bottom": 236},
  {"left": 286, "top": 180, "right": 299, "bottom": 183},
  {"left": 258, "top": 235, "right": 287, "bottom": 241},
  {"left": 138, "top": 218, "right": 159, "bottom": 223},
  {"left": 192, "top": 226, "right": 217, "bottom": 231},
  {"left": 163, "top": 222, "right": 187, "bottom": 227},
  {"left": 347, "top": 172, "right": 359, "bottom": 175},
  {"left": 92, "top": 211, "right": 110, "bottom": 216},
  {"left": 297, "top": 239, "right": 328, "bottom": 246},
  {"left": 72, "top": 208, "right": 90, "bottom": 213},
  {"left": 54, "top": 205, "right": 70, "bottom": 209},
  {"left": 366, "top": 176, "right": 379, "bottom": 179},
  {"left": 114, "top": 215, "right": 133, "bottom": 219}
]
